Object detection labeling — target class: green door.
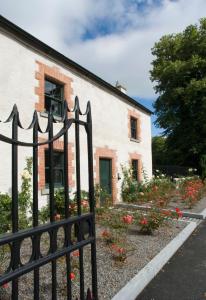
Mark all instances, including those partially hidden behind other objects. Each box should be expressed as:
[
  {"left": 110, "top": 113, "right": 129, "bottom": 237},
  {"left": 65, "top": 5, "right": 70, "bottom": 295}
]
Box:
[{"left": 99, "top": 158, "right": 112, "bottom": 205}]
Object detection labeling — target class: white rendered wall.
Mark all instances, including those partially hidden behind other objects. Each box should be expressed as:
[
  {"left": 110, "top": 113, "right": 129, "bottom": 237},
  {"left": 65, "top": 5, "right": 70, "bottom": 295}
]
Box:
[{"left": 0, "top": 30, "right": 152, "bottom": 204}]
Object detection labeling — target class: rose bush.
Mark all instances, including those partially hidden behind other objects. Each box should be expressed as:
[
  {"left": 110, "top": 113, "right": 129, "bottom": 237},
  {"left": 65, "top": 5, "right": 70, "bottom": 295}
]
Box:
[
  {"left": 179, "top": 178, "right": 204, "bottom": 208},
  {"left": 137, "top": 207, "right": 183, "bottom": 235},
  {"left": 110, "top": 244, "right": 127, "bottom": 262}
]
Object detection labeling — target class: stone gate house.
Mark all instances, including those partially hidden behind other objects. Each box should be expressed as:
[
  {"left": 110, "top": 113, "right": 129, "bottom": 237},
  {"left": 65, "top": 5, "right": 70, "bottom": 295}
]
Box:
[{"left": 0, "top": 16, "right": 152, "bottom": 207}]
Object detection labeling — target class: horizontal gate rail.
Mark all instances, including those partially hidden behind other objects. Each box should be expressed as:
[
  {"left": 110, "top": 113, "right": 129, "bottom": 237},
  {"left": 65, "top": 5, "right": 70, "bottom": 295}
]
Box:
[{"left": 0, "top": 213, "right": 94, "bottom": 245}]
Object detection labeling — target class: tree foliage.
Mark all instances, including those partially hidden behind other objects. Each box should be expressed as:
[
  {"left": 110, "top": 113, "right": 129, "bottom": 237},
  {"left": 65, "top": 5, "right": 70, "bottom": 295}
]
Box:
[
  {"left": 151, "top": 18, "right": 206, "bottom": 167},
  {"left": 152, "top": 136, "right": 168, "bottom": 165}
]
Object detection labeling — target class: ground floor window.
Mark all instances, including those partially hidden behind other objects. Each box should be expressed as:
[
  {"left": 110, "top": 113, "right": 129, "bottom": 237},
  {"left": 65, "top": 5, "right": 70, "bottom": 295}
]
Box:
[
  {"left": 45, "top": 150, "right": 64, "bottom": 187},
  {"left": 131, "top": 159, "right": 139, "bottom": 181}
]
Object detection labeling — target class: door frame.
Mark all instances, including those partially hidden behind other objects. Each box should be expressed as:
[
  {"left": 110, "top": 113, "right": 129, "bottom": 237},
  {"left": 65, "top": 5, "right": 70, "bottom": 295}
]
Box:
[{"left": 94, "top": 147, "right": 117, "bottom": 203}]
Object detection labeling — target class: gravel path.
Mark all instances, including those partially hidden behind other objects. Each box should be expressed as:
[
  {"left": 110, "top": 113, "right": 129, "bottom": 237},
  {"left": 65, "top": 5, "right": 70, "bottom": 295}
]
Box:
[
  {"left": 0, "top": 219, "right": 187, "bottom": 300},
  {"left": 95, "top": 220, "right": 186, "bottom": 299}
]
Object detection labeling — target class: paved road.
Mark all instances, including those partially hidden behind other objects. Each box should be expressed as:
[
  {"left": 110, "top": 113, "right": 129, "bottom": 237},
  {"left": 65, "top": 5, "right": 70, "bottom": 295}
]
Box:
[{"left": 137, "top": 221, "right": 206, "bottom": 300}]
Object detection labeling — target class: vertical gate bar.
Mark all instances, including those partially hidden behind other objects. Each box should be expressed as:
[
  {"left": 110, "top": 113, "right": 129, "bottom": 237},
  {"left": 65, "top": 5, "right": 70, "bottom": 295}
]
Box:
[
  {"left": 64, "top": 108, "right": 72, "bottom": 300},
  {"left": 87, "top": 103, "right": 98, "bottom": 300},
  {"left": 11, "top": 109, "right": 19, "bottom": 300},
  {"left": 33, "top": 115, "right": 39, "bottom": 300},
  {"left": 75, "top": 101, "right": 85, "bottom": 299},
  {"left": 75, "top": 103, "right": 81, "bottom": 216},
  {"left": 48, "top": 113, "right": 57, "bottom": 300}
]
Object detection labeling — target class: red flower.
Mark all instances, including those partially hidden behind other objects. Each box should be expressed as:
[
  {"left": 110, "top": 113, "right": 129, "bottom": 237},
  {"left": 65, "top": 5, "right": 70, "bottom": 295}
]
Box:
[
  {"left": 177, "top": 211, "right": 183, "bottom": 218},
  {"left": 140, "top": 218, "right": 148, "bottom": 225},
  {"left": 72, "top": 250, "right": 79, "bottom": 257},
  {"left": 122, "top": 215, "right": 133, "bottom": 224},
  {"left": 2, "top": 283, "right": 8, "bottom": 288},
  {"left": 175, "top": 208, "right": 183, "bottom": 218},
  {"left": 69, "top": 273, "right": 75, "bottom": 280}
]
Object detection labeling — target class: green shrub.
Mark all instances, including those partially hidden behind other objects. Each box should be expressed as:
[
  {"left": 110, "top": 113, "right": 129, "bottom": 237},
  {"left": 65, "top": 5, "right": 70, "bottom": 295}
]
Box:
[
  {"left": 19, "top": 157, "right": 32, "bottom": 229},
  {"left": 121, "top": 166, "right": 143, "bottom": 202},
  {"left": 54, "top": 189, "right": 66, "bottom": 216},
  {"left": 0, "top": 193, "right": 12, "bottom": 234},
  {"left": 0, "top": 157, "right": 33, "bottom": 234},
  {"left": 39, "top": 189, "right": 90, "bottom": 223},
  {"left": 94, "top": 184, "right": 112, "bottom": 207}
]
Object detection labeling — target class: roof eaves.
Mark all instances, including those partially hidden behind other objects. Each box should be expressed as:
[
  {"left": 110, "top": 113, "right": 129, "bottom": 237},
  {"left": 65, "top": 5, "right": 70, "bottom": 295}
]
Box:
[{"left": 0, "top": 15, "right": 153, "bottom": 115}]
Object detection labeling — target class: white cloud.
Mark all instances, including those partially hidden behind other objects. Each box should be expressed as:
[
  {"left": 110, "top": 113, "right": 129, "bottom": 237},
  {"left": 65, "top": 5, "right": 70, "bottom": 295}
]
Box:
[{"left": 0, "top": 0, "right": 206, "bottom": 98}]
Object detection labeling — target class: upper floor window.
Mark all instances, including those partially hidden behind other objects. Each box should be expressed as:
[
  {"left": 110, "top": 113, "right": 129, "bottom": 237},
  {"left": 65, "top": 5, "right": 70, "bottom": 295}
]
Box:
[
  {"left": 45, "top": 150, "right": 64, "bottom": 187},
  {"left": 130, "top": 117, "right": 138, "bottom": 140},
  {"left": 44, "top": 79, "right": 64, "bottom": 117}
]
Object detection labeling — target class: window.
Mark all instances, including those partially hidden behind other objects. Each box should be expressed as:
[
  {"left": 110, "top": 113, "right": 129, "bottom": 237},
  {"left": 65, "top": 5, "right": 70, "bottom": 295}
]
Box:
[
  {"left": 44, "top": 79, "right": 64, "bottom": 117},
  {"left": 45, "top": 150, "right": 64, "bottom": 187},
  {"left": 131, "top": 159, "right": 138, "bottom": 181},
  {"left": 130, "top": 117, "right": 137, "bottom": 139}
]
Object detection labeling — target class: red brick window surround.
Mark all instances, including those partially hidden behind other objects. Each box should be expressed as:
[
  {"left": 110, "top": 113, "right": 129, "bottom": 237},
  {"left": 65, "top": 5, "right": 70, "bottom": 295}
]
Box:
[
  {"left": 128, "top": 109, "right": 141, "bottom": 141},
  {"left": 129, "top": 153, "right": 142, "bottom": 182},
  {"left": 35, "top": 61, "right": 75, "bottom": 191},
  {"left": 38, "top": 138, "right": 74, "bottom": 190},
  {"left": 94, "top": 146, "right": 118, "bottom": 203},
  {"left": 35, "top": 61, "right": 73, "bottom": 113}
]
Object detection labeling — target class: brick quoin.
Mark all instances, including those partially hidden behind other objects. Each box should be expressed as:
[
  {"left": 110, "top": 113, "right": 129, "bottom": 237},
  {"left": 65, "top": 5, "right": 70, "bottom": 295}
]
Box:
[
  {"left": 128, "top": 108, "right": 141, "bottom": 140},
  {"left": 94, "top": 146, "right": 118, "bottom": 203},
  {"left": 129, "top": 152, "right": 142, "bottom": 182},
  {"left": 38, "top": 138, "right": 75, "bottom": 190}
]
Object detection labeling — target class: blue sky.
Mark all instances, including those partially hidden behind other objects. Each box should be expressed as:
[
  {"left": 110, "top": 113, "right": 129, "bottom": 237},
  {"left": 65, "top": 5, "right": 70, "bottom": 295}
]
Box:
[
  {"left": 136, "top": 98, "right": 163, "bottom": 136},
  {"left": 0, "top": 0, "right": 205, "bottom": 136}
]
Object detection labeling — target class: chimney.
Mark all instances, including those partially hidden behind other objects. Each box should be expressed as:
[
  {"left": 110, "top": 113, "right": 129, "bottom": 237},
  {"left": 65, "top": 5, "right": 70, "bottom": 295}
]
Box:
[{"left": 115, "top": 81, "right": 127, "bottom": 94}]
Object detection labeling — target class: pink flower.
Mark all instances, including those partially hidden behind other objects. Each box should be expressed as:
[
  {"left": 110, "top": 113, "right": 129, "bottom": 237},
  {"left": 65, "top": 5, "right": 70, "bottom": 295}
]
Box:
[
  {"left": 2, "top": 283, "right": 8, "bottom": 288},
  {"left": 122, "top": 215, "right": 133, "bottom": 224},
  {"left": 101, "top": 230, "right": 110, "bottom": 238},
  {"left": 152, "top": 185, "right": 158, "bottom": 191},
  {"left": 178, "top": 211, "right": 183, "bottom": 218},
  {"left": 117, "top": 247, "right": 125, "bottom": 254},
  {"left": 81, "top": 200, "right": 88, "bottom": 208},
  {"left": 54, "top": 214, "right": 61, "bottom": 221},
  {"left": 111, "top": 244, "right": 118, "bottom": 250}
]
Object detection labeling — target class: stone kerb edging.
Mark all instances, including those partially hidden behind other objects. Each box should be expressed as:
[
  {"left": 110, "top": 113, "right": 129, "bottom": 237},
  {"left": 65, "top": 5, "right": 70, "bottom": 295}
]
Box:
[
  {"left": 112, "top": 220, "right": 198, "bottom": 300},
  {"left": 200, "top": 208, "right": 206, "bottom": 218},
  {"left": 116, "top": 203, "right": 206, "bottom": 220}
]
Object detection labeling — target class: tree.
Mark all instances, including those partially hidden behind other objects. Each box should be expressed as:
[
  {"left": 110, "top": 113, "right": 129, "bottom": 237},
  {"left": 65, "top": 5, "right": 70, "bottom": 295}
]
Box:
[
  {"left": 152, "top": 136, "right": 168, "bottom": 165},
  {"left": 151, "top": 18, "right": 206, "bottom": 168}
]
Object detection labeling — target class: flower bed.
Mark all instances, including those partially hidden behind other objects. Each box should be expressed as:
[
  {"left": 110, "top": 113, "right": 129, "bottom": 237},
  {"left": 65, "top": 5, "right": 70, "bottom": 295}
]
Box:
[
  {"left": 0, "top": 207, "right": 187, "bottom": 299},
  {"left": 122, "top": 166, "right": 206, "bottom": 212}
]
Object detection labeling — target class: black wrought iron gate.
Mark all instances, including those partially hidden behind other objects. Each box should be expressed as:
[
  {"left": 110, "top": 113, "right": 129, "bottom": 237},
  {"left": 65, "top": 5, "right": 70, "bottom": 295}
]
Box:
[{"left": 0, "top": 97, "right": 98, "bottom": 299}]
